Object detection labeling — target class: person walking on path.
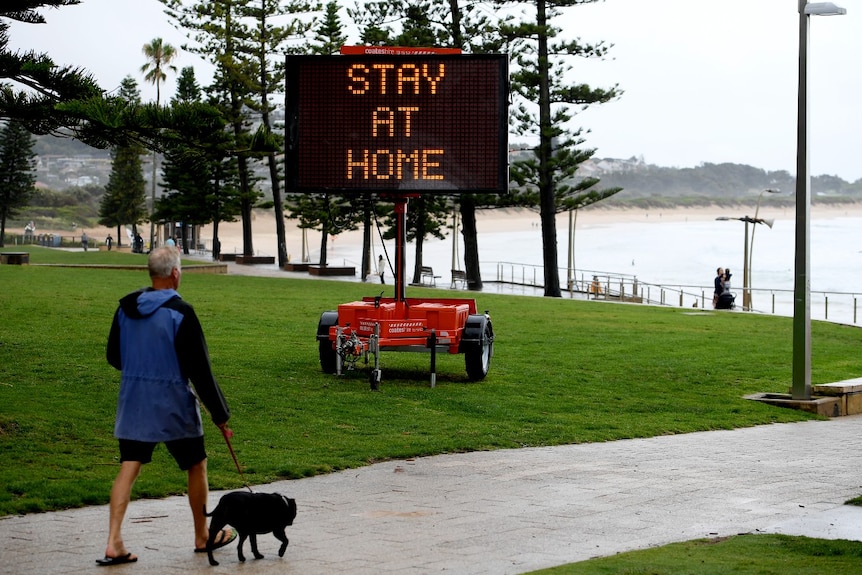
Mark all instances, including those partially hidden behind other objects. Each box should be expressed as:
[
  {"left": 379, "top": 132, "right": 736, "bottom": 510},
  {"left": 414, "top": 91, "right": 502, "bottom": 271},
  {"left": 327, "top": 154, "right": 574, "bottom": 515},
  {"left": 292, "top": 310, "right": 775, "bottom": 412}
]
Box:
[
  {"left": 97, "top": 247, "right": 235, "bottom": 566},
  {"left": 378, "top": 254, "right": 386, "bottom": 284}
]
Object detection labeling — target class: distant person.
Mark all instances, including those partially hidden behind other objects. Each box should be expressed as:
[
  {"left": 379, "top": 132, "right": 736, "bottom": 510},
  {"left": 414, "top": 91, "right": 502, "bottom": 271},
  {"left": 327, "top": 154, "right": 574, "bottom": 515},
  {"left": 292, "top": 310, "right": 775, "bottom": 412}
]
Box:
[
  {"left": 590, "top": 275, "right": 603, "bottom": 297},
  {"left": 723, "top": 268, "right": 732, "bottom": 293},
  {"left": 133, "top": 233, "right": 144, "bottom": 254},
  {"left": 713, "top": 267, "right": 725, "bottom": 308},
  {"left": 377, "top": 255, "right": 386, "bottom": 284},
  {"left": 97, "top": 247, "right": 235, "bottom": 566},
  {"left": 166, "top": 236, "right": 176, "bottom": 248},
  {"left": 106, "top": 234, "right": 113, "bottom": 251},
  {"left": 81, "top": 232, "right": 89, "bottom": 252}
]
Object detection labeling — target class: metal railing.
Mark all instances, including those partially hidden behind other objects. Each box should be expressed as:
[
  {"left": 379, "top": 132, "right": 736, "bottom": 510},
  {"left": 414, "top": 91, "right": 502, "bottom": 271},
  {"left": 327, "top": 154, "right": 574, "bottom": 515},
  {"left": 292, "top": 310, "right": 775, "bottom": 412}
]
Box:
[{"left": 485, "top": 261, "right": 862, "bottom": 326}]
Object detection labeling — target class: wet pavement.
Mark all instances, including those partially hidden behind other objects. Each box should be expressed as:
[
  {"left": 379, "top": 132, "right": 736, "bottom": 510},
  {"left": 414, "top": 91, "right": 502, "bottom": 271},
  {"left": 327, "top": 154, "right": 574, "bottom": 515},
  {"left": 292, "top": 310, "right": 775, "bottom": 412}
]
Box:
[{"left": 2, "top": 417, "right": 862, "bottom": 574}]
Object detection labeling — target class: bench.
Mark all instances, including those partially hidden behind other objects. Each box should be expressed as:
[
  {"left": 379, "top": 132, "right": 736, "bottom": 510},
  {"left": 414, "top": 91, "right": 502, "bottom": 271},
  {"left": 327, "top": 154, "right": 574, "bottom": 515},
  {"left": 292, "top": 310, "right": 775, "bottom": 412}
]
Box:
[
  {"left": 0, "top": 252, "right": 29, "bottom": 265},
  {"left": 451, "top": 269, "right": 467, "bottom": 288},
  {"left": 420, "top": 266, "right": 441, "bottom": 286}
]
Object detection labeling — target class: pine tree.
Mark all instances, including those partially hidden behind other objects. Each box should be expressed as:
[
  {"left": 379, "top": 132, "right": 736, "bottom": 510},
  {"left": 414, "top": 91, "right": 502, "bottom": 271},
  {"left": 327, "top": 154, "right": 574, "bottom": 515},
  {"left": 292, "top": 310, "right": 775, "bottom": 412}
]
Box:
[
  {"left": 159, "top": 67, "right": 241, "bottom": 259},
  {"left": 310, "top": 1, "right": 347, "bottom": 55},
  {"left": 160, "top": 0, "right": 255, "bottom": 255},
  {"left": 98, "top": 77, "right": 147, "bottom": 247},
  {"left": 0, "top": 120, "right": 36, "bottom": 246},
  {"left": 500, "top": 0, "right": 620, "bottom": 297},
  {"left": 241, "top": 0, "right": 319, "bottom": 267},
  {"left": 0, "top": 2, "right": 102, "bottom": 141}
]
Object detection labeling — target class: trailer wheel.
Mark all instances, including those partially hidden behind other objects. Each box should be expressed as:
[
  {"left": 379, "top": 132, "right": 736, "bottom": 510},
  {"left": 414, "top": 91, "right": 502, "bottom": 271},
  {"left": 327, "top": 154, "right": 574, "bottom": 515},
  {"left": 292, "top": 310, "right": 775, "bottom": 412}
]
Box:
[
  {"left": 317, "top": 311, "right": 339, "bottom": 374},
  {"left": 463, "top": 315, "right": 494, "bottom": 381}
]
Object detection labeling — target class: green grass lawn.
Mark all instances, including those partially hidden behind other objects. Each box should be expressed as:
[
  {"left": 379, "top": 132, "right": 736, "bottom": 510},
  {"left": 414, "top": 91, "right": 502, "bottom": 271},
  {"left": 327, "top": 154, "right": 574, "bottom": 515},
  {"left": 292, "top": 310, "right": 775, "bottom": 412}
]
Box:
[
  {"left": 527, "top": 534, "right": 862, "bottom": 574},
  {"left": 4, "top": 247, "right": 862, "bottom": 572},
  {"left": 4, "top": 247, "right": 855, "bottom": 514}
]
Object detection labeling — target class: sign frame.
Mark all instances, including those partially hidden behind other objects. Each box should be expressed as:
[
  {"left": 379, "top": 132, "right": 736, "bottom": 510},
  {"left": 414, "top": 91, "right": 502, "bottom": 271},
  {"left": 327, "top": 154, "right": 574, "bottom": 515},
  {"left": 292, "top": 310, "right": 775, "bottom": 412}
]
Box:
[{"left": 284, "top": 53, "right": 509, "bottom": 195}]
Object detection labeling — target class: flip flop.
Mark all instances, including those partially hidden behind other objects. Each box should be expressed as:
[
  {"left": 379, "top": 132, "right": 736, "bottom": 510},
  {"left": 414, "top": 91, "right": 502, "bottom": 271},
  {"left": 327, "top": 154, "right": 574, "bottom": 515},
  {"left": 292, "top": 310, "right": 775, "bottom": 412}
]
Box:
[
  {"left": 194, "top": 528, "right": 237, "bottom": 553},
  {"left": 96, "top": 553, "right": 138, "bottom": 566}
]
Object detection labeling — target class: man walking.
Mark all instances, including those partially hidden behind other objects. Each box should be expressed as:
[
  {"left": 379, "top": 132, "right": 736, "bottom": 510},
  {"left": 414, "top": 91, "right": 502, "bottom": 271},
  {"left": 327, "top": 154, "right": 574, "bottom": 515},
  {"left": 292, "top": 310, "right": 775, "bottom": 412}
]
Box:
[{"left": 97, "top": 247, "right": 235, "bottom": 566}]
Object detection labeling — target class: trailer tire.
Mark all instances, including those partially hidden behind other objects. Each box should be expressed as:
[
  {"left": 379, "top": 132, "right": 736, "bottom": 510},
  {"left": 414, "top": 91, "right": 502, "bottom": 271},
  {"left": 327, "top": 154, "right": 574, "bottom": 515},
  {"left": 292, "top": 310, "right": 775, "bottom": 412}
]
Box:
[
  {"left": 462, "top": 314, "right": 494, "bottom": 381},
  {"left": 317, "top": 311, "right": 339, "bottom": 374}
]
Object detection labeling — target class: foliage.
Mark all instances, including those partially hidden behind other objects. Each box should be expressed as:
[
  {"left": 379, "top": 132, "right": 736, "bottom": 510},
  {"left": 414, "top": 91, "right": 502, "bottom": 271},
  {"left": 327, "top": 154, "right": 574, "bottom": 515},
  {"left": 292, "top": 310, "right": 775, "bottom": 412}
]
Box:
[
  {"left": 97, "top": 78, "right": 147, "bottom": 238},
  {"left": 284, "top": 191, "right": 358, "bottom": 267},
  {"left": 592, "top": 160, "right": 862, "bottom": 202},
  {"left": 0, "top": 119, "right": 36, "bottom": 245},
  {"left": 310, "top": 1, "right": 348, "bottom": 55},
  {"left": 500, "top": 0, "right": 620, "bottom": 297},
  {"left": 379, "top": 194, "right": 452, "bottom": 284},
  {"left": 140, "top": 37, "right": 178, "bottom": 104},
  {"left": 1, "top": 3, "right": 226, "bottom": 154},
  {"left": 161, "top": 0, "right": 257, "bottom": 255},
  {"left": 158, "top": 67, "right": 239, "bottom": 257},
  {"left": 241, "top": 0, "right": 321, "bottom": 266},
  {"left": 0, "top": 2, "right": 103, "bottom": 143},
  {"left": 5, "top": 249, "right": 862, "bottom": 516},
  {"left": 23, "top": 184, "right": 102, "bottom": 229}
]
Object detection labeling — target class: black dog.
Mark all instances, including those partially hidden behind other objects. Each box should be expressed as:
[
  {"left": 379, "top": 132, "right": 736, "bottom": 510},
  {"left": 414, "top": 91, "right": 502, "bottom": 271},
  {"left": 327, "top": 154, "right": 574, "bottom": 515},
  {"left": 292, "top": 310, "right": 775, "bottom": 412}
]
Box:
[{"left": 203, "top": 491, "right": 297, "bottom": 566}]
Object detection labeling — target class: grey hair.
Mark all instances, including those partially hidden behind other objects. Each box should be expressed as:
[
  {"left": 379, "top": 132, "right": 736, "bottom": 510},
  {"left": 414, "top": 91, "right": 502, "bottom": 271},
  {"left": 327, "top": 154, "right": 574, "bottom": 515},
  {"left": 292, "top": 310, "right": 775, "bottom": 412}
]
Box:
[{"left": 148, "top": 246, "right": 181, "bottom": 279}]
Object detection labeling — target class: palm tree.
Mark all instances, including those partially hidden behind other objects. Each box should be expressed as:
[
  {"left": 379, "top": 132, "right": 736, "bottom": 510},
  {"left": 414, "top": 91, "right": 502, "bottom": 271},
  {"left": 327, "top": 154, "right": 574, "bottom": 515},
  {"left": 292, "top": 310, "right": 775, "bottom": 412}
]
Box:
[{"left": 141, "top": 37, "right": 178, "bottom": 250}]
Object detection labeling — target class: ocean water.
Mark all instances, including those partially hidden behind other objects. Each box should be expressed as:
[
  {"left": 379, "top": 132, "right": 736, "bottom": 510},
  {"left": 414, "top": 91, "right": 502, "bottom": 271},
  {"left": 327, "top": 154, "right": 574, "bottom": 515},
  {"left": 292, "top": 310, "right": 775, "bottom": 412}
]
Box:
[
  {"left": 205, "top": 208, "right": 860, "bottom": 324},
  {"left": 319, "top": 210, "right": 862, "bottom": 324}
]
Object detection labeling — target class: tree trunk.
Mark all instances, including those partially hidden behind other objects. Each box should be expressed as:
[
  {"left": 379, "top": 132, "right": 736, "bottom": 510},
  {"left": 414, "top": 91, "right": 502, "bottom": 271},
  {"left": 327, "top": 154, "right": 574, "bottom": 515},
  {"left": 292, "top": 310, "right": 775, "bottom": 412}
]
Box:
[
  {"left": 537, "top": 0, "right": 561, "bottom": 297},
  {"left": 181, "top": 225, "right": 190, "bottom": 255},
  {"left": 412, "top": 197, "right": 427, "bottom": 285},
  {"left": 268, "top": 152, "right": 287, "bottom": 267},
  {"left": 212, "top": 220, "right": 221, "bottom": 261},
  {"left": 319, "top": 220, "right": 329, "bottom": 268},
  {"left": 460, "top": 197, "right": 482, "bottom": 290}
]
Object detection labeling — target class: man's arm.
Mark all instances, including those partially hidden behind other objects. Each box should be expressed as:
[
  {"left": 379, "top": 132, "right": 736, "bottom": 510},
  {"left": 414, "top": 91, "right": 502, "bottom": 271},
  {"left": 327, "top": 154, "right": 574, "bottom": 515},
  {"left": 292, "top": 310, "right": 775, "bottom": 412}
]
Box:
[
  {"left": 106, "top": 309, "right": 122, "bottom": 370},
  {"left": 174, "top": 304, "right": 231, "bottom": 425}
]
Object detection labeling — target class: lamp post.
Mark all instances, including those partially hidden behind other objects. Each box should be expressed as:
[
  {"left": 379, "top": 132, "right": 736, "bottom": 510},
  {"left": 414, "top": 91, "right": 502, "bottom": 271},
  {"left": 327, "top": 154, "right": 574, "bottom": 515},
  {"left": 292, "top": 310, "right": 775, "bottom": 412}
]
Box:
[
  {"left": 747, "top": 188, "right": 779, "bottom": 309},
  {"left": 793, "top": 1, "right": 846, "bottom": 400},
  {"left": 716, "top": 216, "right": 771, "bottom": 310}
]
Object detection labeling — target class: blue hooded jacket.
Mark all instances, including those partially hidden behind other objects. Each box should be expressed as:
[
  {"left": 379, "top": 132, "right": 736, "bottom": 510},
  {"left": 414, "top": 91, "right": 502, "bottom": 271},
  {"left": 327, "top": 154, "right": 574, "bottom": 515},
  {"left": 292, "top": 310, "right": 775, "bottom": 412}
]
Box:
[{"left": 107, "top": 288, "right": 230, "bottom": 443}]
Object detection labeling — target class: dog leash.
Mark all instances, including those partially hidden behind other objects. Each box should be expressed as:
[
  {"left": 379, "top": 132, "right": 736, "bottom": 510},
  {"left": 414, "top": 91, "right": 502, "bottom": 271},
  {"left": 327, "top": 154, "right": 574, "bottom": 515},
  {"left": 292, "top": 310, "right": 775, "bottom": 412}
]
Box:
[
  {"left": 220, "top": 425, "right": 253, "bottom": 493},
  {"left": 190, "top": 388, "right": 253, "bottom": 492}
]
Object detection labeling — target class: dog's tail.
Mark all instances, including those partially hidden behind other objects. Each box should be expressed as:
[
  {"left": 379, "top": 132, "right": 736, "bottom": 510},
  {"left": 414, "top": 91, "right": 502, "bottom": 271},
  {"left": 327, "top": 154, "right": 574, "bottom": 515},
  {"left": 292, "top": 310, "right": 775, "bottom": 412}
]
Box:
[{"left": 203, "top": 505, "right": 212, "bottom": 517}]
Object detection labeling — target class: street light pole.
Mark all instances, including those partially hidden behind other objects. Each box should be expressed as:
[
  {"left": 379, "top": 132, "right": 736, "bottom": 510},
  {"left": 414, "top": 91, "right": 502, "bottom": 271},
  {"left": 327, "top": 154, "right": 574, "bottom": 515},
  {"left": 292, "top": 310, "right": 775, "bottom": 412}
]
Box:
[
  {"left": 742, "top": 218, "right": 750, "bottom": 310},
  {"left": 748, "top": 189, "right": 779, "bottom": 309},
  {"left": 792, "top": 1, "right": 846, "bottom": 400},
  {"left": 716, "top": 215, "right": 767, "bottom": 311}
]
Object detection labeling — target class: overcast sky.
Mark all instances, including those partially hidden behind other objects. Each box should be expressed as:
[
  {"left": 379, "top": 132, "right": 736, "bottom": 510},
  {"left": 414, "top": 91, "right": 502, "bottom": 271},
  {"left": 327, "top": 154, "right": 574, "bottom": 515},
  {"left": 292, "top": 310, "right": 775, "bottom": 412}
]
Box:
[{"left": 7, "top": 0, "right": 861, "bottom": 181}]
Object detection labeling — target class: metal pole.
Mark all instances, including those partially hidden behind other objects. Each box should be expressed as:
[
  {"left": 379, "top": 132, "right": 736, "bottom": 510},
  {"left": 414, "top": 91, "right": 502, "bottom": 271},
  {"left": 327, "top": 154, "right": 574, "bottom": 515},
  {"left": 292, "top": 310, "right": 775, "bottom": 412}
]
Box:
[
  {"left": 566, "top": 210, "right": 574, "bottom": 291},
  {"left": 742, "top": 219, "right": 750, "bottom": 310},
  {"left": 749, "top": 189, "right": 778, "bottom": 309},
  {"left": 792, "top": 0, "right": 812, "bottom": 400}
]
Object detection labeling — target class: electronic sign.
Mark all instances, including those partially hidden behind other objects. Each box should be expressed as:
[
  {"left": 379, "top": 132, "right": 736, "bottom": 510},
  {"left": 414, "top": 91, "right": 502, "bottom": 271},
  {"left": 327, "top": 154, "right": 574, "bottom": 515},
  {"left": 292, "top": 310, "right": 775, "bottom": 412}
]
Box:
[{"left": 285, "top": 54, "right": 508, "bottom": 194}]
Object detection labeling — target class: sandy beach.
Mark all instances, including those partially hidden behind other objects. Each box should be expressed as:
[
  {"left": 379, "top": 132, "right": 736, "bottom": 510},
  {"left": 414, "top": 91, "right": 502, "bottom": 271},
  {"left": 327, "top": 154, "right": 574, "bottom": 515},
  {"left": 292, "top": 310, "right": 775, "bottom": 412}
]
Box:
[
  {"left": 6, "top": 203, "right": 859, "bottom": 259},
  {"left": 198, "top": 203, "right": 860, "bottom": 261}
]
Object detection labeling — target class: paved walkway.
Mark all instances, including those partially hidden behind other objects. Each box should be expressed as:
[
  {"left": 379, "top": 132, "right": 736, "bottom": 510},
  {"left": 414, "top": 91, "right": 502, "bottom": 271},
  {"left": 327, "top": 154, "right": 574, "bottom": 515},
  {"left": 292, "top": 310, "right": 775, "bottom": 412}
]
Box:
[{"left": 3, "top": 416, "right": 862, "bottom": 574}]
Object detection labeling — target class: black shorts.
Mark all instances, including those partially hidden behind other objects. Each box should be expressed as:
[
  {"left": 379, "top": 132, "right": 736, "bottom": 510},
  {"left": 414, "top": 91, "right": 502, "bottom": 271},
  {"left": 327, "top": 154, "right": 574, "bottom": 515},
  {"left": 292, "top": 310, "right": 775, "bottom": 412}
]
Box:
[{"left": 119, "top": 436, "right": 206, "bottom": 471}]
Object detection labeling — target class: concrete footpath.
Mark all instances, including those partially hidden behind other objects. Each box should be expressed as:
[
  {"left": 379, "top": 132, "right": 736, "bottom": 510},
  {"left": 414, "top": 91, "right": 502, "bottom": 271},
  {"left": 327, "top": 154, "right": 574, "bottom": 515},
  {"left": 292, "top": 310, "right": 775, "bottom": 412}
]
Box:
[{"left": 2, "top": 416, "right": 862, "bottom": 574}]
